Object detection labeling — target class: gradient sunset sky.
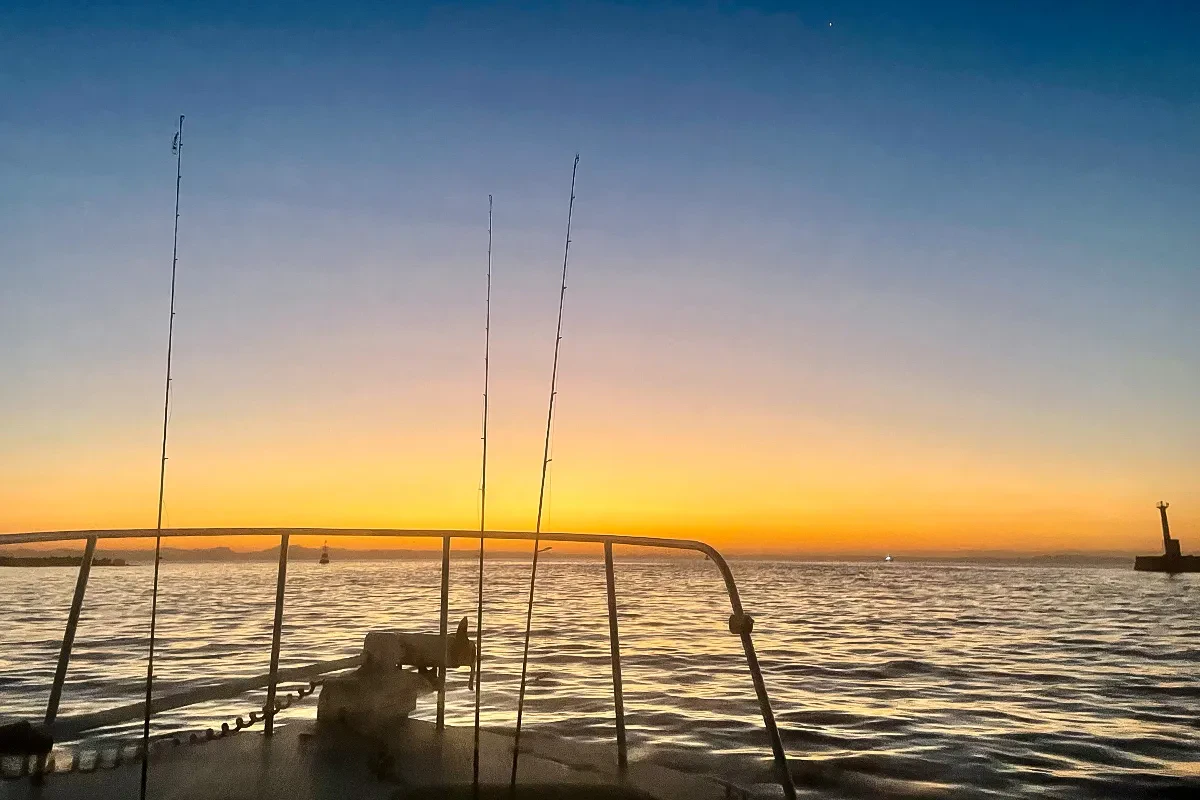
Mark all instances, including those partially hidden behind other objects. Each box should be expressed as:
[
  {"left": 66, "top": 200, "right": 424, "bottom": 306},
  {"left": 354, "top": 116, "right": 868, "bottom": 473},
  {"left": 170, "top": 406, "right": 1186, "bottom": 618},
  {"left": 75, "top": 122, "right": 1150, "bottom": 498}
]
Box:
[{"left": 2, "top": 1, "right": 1198, "bottom": 554}]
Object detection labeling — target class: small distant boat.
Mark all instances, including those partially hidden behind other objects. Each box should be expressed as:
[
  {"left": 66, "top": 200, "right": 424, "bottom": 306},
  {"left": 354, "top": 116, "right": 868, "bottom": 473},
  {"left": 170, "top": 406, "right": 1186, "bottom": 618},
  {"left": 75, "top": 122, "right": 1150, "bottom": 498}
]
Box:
[
  {"left": 884, "top": 555, "right": 893, "bottom": 562},
  {"left": 1134, "top": 502, "right": 1199, "bottom": 573},
  {"left": 319, "top": 541, "right": 330, "bottom": 565}
]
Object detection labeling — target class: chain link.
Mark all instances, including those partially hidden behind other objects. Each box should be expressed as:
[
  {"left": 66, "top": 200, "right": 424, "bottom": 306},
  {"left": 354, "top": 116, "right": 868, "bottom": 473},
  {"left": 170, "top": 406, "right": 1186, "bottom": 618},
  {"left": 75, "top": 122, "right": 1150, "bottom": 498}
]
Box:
[{"left": 1, "top": 681, "right": 321, "bottom": 780}]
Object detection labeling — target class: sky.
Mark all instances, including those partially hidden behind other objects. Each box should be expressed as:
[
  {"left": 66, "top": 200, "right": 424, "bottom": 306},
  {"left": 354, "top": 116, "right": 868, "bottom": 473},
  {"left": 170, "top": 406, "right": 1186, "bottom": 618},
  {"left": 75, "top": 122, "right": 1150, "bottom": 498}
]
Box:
[{"left": 1, "top": 1, "right": 1198, "bottom": 554}]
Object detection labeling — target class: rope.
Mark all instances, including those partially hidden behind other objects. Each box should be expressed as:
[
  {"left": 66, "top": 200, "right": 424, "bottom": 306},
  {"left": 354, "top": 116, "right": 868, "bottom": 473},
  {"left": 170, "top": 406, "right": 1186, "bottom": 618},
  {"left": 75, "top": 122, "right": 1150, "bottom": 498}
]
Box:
[{"left": 2, "top": 681, "right": 320, "bottom": 781}]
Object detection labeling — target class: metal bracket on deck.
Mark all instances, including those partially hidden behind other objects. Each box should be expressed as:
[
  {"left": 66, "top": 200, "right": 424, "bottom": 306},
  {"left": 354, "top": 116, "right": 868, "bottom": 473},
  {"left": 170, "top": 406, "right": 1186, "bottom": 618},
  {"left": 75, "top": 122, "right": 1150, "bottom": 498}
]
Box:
[{"left": 317, "top": 622, "right": 478, "bottom": 734}]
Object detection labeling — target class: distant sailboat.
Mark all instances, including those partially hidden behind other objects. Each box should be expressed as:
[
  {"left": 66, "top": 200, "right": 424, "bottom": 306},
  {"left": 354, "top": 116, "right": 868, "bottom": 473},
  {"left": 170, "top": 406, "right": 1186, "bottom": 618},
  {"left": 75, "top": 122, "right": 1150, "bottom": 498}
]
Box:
[
  {"left": 320, "top": 541, "right": 330, "bottom": 565},
  {"left": 884, "top": 555, "right": 893, "bottom": 562}
]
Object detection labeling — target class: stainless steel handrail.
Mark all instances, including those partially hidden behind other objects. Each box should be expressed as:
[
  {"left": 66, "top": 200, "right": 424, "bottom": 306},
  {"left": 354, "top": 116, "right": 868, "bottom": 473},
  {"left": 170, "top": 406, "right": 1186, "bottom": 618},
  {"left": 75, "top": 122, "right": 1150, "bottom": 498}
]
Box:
[{"left": 1, "top": 528, "right": 797, "bottom": 799}]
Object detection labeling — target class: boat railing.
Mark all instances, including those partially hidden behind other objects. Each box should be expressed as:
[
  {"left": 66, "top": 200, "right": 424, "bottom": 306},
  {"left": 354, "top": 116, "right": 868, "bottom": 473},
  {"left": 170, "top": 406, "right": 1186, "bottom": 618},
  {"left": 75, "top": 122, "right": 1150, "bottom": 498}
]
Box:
[{"left": 1, "top": 528, "right": 796, "bottom": 798}]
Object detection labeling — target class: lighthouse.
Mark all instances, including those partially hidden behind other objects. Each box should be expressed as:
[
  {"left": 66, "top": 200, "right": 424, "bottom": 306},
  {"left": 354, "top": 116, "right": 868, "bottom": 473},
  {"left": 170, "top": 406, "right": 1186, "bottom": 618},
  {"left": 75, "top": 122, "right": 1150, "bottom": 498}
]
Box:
[{"left": 1134, "top": 502, "right": 1199, "bottom": 573}]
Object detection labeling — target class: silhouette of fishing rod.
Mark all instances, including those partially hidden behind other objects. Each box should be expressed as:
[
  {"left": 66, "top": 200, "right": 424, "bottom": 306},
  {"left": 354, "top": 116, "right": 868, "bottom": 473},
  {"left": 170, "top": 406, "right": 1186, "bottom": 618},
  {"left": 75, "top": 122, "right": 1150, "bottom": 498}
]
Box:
[
  {"left": 472, "top": 194, "right": 493, "bottom": 794},
  {"left": 512, "top": 155, "right": 579, "bottom": 788},
  {"left": 141, "top": 113, "right": 185, "bottom": 800}
]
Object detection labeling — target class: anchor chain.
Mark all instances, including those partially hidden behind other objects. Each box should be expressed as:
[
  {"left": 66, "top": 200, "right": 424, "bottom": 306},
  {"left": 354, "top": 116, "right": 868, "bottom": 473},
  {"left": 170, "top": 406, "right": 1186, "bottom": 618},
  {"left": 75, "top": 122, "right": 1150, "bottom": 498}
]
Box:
[{"left": 1, "top": 681, "right": 321, "bottom": 780}]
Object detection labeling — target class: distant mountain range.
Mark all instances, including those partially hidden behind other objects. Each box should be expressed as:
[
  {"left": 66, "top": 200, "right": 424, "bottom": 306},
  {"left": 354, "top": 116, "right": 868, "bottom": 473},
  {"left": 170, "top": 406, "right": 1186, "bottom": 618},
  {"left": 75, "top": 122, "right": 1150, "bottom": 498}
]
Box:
[
  {"left": 0, "top": 544, "right": 462, "bottom": 564},
  {"left": 761, "top": 551, "right": 1139, "bottom": 567},
  {"left": 0, "top": 528, "right": 1143, "bottom": 567},
  {"left": 0, "top": 555, "right": 129, "bottom": 567}
]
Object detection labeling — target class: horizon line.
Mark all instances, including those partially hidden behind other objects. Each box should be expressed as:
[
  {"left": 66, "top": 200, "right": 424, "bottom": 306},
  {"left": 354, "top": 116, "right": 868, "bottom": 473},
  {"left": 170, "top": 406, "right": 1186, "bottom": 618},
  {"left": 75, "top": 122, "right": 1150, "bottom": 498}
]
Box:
[{"left": 0, "top": 526, "right": 1151, "bottom": 559}]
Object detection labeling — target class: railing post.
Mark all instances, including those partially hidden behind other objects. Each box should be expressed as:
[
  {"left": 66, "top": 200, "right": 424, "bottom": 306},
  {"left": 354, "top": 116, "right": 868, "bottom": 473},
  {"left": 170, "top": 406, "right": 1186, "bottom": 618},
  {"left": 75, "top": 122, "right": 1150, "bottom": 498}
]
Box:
[
  {"left": 436, "top": 534, "right": 450, "bottom": 730},
  {"left": 264, "top": 533, "right": 289, "bottom": 736},
  {"left": 734, "top": 625, "right": 794, "bottom": 798},
  {"left": 603, "top": 541, "right": 627, "bottom": 769},
  {"left": 710, "top": 548, "right": 796, "bottom": 800},
  {"left": 45, "top": 536, "right": 97, "bottom": 724}
]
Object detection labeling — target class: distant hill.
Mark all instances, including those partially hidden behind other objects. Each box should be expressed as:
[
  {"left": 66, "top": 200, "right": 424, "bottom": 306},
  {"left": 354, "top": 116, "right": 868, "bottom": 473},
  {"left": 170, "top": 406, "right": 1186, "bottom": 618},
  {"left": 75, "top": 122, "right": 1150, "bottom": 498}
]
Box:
[
  {"left": 0, "top": 555, "right": 127, "bottom": 567},
  {"left": 0, "top": 527, "right": 1143, "bottom": 567},
  {"left": 732, "top": 551, "right": 1138, "bottom": 567},
  {"left": 0, "top": 544, "right": 457, "bottom": 564}
]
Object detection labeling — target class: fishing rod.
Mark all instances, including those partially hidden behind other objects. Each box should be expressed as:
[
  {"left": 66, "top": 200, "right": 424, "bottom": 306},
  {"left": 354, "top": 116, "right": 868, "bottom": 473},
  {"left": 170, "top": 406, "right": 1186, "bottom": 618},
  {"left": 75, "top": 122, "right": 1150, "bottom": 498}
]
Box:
[
  {"left": 140, "top": 114, "right": 184, "bottom": 800},
  {"left": 472, "top": 195, "right": 493, "bottom": 795},
  {"left": 511, "top": 155, "right": 579, "bottom": 788}
]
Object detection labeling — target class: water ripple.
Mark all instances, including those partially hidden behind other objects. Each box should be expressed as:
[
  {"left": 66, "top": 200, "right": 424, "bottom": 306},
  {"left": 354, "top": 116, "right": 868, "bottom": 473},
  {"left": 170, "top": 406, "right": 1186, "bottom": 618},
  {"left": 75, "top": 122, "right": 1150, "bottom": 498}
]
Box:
[{"left": 2, "top": 558, "right": 1199, "bottom": 797}]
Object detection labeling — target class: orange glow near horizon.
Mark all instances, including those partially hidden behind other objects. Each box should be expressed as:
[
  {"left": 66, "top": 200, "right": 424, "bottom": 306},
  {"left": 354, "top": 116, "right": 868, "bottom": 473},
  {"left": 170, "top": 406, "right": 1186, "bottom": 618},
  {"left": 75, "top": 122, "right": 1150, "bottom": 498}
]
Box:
[
  {"left": 4, "top": 376, "right": 1197, "bottom": 555},
  {"left": 4, "top": 219, "right": 1197, "bottom": 558}
]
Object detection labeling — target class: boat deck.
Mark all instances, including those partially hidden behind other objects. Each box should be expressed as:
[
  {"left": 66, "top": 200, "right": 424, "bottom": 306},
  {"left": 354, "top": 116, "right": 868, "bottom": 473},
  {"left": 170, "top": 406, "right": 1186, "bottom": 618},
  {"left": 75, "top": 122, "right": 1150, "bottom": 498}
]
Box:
[{"left": 1, "top": 719, "right": 743, "bottom": 800}]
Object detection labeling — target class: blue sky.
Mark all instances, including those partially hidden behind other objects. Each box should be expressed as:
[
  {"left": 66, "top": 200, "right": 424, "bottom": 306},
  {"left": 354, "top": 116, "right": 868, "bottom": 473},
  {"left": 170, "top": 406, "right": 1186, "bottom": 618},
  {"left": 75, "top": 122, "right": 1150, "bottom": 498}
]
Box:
[{"left": 1, "top": 1, "right": 1198, "bottom": 548}]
